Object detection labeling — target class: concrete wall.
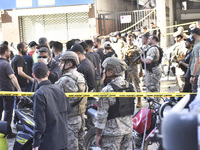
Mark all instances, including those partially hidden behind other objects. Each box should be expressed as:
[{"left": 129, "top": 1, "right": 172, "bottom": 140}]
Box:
[
  {"left": 94, "top": 0, "right": 137, "bottom": 15},
  {"left": 1, "top": 10, "right": 20, "bottom": 47}
]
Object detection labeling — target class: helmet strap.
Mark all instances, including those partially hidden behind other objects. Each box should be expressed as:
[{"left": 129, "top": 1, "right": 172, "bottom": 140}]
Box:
[{"left": 62, "top": 61, "right": 74, "bottom": 74}]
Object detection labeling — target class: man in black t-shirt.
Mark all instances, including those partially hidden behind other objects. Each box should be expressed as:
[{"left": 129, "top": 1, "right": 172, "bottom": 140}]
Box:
[
  {"left": 11, "top": 42, "right": 34, "bottom": 124},
  {"left": 93, "top": 38, "right": 104, "bottom": 63},
  {"left": 0, "top": 44, "right": 21, "bottom": 138},
  {"left": 23, "top": 54, "right": 34, "bottom": 92},
  {"left": 85, "top": 40, "right": 101, "bottom": 92},
  {"left": 70, "top": 44, "right": 95, "bottom": 91},
  {"left": 11, "top": 42, "right": 34, "bottom": 89},
  {"left": 80, "top": 41, "right": 95, "bottom": 64}
]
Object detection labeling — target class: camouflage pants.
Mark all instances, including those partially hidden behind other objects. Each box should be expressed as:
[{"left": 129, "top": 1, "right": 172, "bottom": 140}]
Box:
[
  {"left": 101, "top": 134, "right": 133, "bottom": 150},
  {"left": 127, "top": 65, "right": 141, "bottom": 92},
  {"left": 67, "top": 115, "right": 85, "bottom": 150},
  {"left": 145, "top": 67, "right": 162, "bottom": 102}
]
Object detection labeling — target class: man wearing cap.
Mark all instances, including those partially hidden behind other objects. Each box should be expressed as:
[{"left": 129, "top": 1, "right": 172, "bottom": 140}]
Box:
[
  {"left": 103, "top": 41, "right": 117, "bottom": 61},
  {"left": 32, "top": 62, "right": 71, "bottom": 150},
  {"left": 56, "top": 51, "right": 87, "bottom": 150},
  {"left": 70, "top": 43, "right": 95, "bottom": 92},
  {"left": 173, "top": 27, "right": 187, "bottom": 62},
  {"left": 189, "top": 28, "right": 200, "bottom": 92},
  {"left": 177, "top": 38, "right": 193, "bottom": 92}
]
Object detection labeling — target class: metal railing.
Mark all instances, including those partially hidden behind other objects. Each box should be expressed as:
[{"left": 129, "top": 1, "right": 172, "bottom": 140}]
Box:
[{"left": 98, "top": 8, "right": 156, "bottom": 35}]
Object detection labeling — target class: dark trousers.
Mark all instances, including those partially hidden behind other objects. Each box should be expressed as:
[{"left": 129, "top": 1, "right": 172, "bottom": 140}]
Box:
[
  {"left": 192, "top": 75, "right": 199, "bottom": 92},
  {"left": 183, "top": 77, "right": 192, "bottom": 92},
  {"left": 0, "top": 96, "right": 14, "bottom": 127}
]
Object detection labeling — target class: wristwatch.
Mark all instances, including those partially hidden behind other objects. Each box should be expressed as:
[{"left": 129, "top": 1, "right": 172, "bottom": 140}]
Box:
[{"left": 191, "top": 75, "right": 195, "bottom": 77}]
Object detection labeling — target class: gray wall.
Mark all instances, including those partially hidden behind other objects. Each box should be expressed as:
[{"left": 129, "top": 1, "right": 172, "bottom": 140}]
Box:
[{"left": 94, "top": 0, "right": 137, "bottom": 15}]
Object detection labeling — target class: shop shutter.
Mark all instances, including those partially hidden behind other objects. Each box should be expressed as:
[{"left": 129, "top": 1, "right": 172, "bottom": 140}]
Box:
[{"left": 19, "top": 12, "right": 89, "bottom": 44}]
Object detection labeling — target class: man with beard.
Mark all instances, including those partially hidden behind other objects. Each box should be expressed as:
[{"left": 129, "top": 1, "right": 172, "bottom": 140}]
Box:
[
  {"left": 11, "top": 42, "right": 34, "bottom": 90},
  {"left": 0, "top": 44, "right": 21, "bottom": 138},
  {"left": 93, "top": 38, "right": 104, "bottom": 63},
  {"left": 11, "top": 42, "right": 34, "bottom": 124},
  {"left": 140, "top": 36, "right": 162, "bottom": 103},
  {"left": 177, "top": 38, "right": 193, "bottom": 92},
  {"left": 189, "top": 28, "right": 200, "bottom": 92}
]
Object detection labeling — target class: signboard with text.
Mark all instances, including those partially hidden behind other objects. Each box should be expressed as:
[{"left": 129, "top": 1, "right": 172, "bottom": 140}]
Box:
[{"left": 120, "top": 15, "right": 132, "bottom": 24}]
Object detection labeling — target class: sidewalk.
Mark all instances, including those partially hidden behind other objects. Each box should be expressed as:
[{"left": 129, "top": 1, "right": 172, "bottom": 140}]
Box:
[{"left": 137, "top": 75, "right": 179, "bottom": 110}]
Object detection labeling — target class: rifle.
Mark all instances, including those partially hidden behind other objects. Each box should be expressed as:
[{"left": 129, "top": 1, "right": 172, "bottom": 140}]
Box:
[
  {"left": 128, "top": 47, "right": 146, "bottom": 67},
  {"left": 167, "top": 53, "right": 172, "bottom": 79}
]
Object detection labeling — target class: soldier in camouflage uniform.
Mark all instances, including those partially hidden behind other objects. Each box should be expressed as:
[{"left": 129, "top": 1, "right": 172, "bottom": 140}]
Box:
[
  {"left": 55, "top": 51, "right": 87, "bottom": 150},
  {"left": 111, "top": 31, "right": 126, "bottom": 59},
  {"left": 95, "top": 57, "right": 135, "bottom": 150},
  {"left": 126, "top": 34, "right": 142, "bottom": 107},
  {"left": 141, "top": 35, "right": 162, "bottom": 102}
]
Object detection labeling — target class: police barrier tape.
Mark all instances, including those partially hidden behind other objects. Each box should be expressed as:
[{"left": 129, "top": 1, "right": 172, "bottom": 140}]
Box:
[
  {"left": 101, "top": 20, "right": 197, "bottom": 38},
  {"left": 0, "top": 91, "right": 195, "bottom": 97}
]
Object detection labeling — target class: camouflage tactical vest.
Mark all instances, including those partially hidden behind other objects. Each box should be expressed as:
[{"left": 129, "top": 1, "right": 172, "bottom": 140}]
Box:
[
  {"left": 125, "top": 48, "right": 142, "bottom": 65},
  {"left": 64, "top": 72, "right": 88, "bottom": 117}
]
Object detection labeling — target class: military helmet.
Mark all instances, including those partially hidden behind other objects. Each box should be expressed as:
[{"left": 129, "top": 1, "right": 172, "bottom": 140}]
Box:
[
  {"left": 102, "top": 57, "right": 127, "bottom": 75},
  {"left": 59, "top": 51, "right": 79, "bottom": 66}
]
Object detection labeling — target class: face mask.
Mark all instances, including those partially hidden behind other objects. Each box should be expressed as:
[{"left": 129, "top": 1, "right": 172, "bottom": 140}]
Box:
[
  {"left": 190, "top": 35, "right": 194, "bottom": 42},
  {"left": 113, "top": 37, "right": 117, "bottom": 43},
  {"left": 43, "top": 58, "right": 48, "bottom": 65}
]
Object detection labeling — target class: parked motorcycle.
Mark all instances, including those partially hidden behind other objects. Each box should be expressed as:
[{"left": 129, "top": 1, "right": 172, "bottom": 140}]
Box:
[
  {"left": 133, "top": 97, "right": 162, "bottom": 150},
  {"left": 13, "top": 96, "right": 99, "bottom": 150},
  {"left": 84, "top": 97, "right": 164, "bottom": 150},
  {"left": 84, "top": 103, "right": 98, "bottom": 150},
  {"left": 13, "top": 96, "right": 34, "bottom": 150}
]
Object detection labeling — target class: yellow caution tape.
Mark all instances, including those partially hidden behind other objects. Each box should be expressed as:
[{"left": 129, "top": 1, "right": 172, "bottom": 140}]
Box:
[{"left": 0, "top": 91, "right": 195, "bottom": 97}]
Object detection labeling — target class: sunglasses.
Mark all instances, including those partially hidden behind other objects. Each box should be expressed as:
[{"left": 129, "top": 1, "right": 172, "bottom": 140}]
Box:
[{"left": 37, "top": 56, "right": 47, "bottom": 58}]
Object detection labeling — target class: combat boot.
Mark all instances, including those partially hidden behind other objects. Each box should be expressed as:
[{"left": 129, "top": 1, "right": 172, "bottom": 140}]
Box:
[{"left": 136, "top": 97, "right": 142, "bottom": 108}]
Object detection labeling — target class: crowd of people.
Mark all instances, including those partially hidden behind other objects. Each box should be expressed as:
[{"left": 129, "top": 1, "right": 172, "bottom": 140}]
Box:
[{"left": 0, "top": 20, "right": 199, "bottom": 149}]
